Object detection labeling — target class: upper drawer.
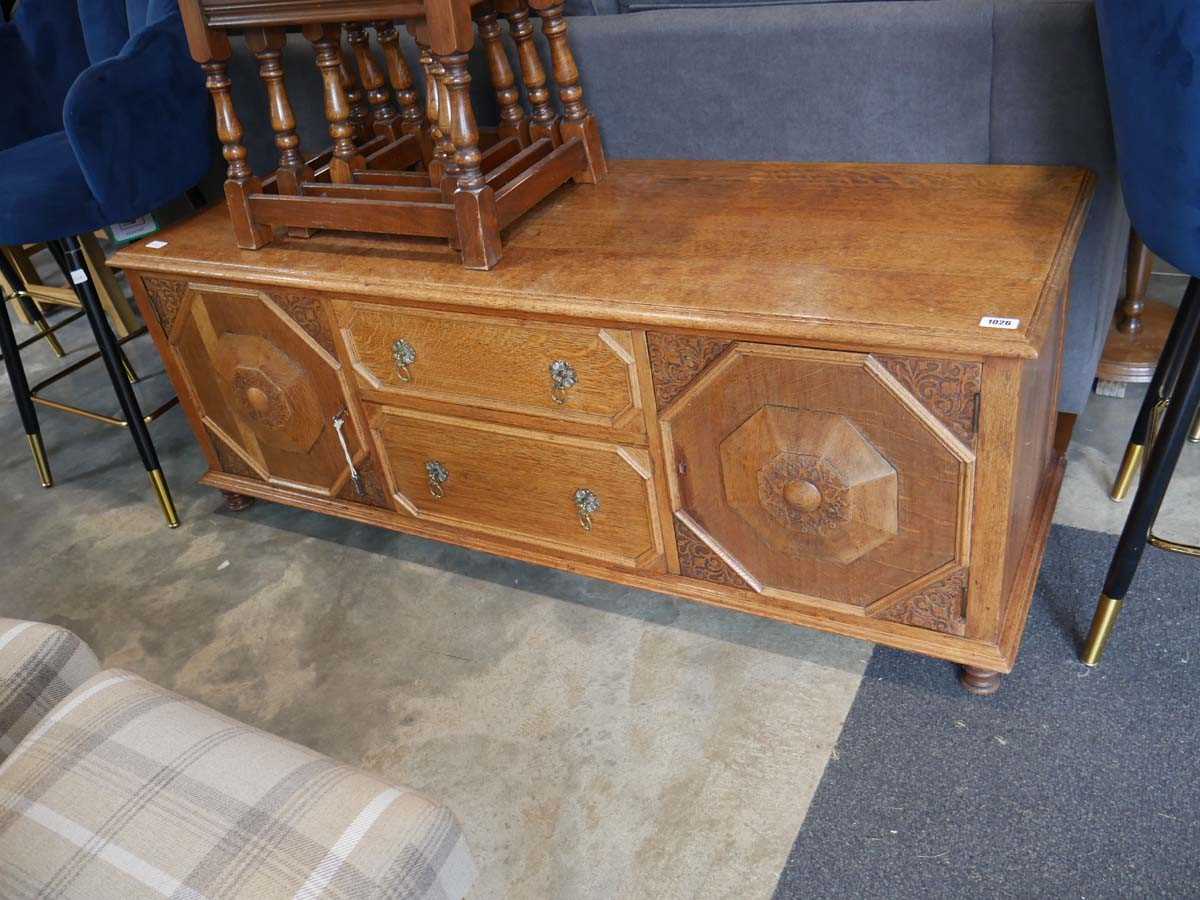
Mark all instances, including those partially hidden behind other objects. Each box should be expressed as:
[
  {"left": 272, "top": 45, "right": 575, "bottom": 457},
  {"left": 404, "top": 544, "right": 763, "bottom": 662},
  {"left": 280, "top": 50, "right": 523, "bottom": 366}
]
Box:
[{"left": 331, "top": 301, "right": 645, "bottom": 439}]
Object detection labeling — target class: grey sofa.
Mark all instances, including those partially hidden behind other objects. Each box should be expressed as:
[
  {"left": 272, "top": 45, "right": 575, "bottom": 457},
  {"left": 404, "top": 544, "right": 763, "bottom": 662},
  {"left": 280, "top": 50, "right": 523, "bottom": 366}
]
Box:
[{"left": 223, "top": 0, "right": 1125, "bottom": 415}]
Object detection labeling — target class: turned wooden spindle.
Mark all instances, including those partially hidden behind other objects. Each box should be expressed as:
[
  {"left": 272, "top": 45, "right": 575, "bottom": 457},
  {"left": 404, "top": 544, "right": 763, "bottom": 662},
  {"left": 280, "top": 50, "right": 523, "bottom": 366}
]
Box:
[
  {"left": 440, "top": 52, "right": 500, "bottom": 270},
  {"left": 415, "top": 40, "right": 448, "bottom": 179},
  {"left": 434, "top": 55, "right": 460, "bottom": 193},
  {"left": 536, "top": 2, "right": 606, "bottom": 182},
  {"left": 202, "top": 59, "right": 270, "bottom": 248},
  {"left": 246, "top": 28, "right": 313, "bottom": 238},
  {"left": 476, "top": 7, "right": 530, "bottom": 147},
  {"left": 505, "top": 2, "right": 559, "bottom": 145},
  {"left": 337, "top": 32, "right": 373, "bottom": 144},
  {"left": 374, "top": 21, "right": 425, "bottom": 138},
  {"left": 304, "top": 24, "right": 365, "bottom": 183},
  {"left": 346, "top": 23, "right": 399, "bottom": 140}
]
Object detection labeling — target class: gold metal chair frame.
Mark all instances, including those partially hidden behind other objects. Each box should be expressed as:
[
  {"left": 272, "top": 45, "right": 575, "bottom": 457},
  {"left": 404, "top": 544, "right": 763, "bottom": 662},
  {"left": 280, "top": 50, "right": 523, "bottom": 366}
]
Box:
[
  {"left": 1141, "top": 397, "right": 1200, "bottom": 557},
  {"left": 26, "top": 325, "right": 179, "bottom": 428}
]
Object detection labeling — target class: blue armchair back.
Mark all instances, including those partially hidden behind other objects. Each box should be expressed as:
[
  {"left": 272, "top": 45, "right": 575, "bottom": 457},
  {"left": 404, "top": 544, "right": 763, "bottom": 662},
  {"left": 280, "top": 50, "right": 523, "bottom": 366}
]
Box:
[
  {"left": 1096, "top": 0, "right": 1200, "bottom": 276},
  {"left": 0, "top": 0, "right": 212, "bottom": 236}
]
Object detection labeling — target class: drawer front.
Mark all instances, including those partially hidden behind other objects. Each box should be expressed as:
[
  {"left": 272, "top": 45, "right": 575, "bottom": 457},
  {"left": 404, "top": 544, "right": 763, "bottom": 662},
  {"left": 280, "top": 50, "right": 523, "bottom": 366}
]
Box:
[
  {"left": 371, "top": 406, "right": 662, "bottom": 570},
  {"left": 333, "top": 301, "right": 644, "bottom": 437}
]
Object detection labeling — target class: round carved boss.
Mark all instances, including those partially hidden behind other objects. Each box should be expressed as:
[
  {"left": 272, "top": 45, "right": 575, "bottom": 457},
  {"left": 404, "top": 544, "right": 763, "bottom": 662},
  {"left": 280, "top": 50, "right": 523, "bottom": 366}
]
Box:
[
  {"left": 719, "top": 407, "right": 898, "bottom": 565},
  {"left": 213, "top": 333, "right": 323, "bottom": 454}
]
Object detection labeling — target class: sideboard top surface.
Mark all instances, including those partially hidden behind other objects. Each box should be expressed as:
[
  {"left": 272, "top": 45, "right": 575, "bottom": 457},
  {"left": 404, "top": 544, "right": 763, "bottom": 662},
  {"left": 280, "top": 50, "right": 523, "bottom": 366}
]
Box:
[{"left": 115, "top": 160, "right": 1094, "bottom": 358}]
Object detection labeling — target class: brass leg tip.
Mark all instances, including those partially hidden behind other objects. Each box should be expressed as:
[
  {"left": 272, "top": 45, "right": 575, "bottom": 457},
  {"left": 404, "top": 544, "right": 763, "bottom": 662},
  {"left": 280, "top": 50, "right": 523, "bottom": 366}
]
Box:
[
  {"left": 148, "top": 469, "right": 181, "bottom": 529},
  {"left": 1109, "top": 443, "right": 1144, "bottom": 502},
  {"left": 1080, "top": 594, "right": 1123, "bottom": 667},
  {"left": 26, "top": 434, "right": 53, "bottom": 488},
  {"left": 1189, "top": 417, "right": 1200, "bottom": 444}
]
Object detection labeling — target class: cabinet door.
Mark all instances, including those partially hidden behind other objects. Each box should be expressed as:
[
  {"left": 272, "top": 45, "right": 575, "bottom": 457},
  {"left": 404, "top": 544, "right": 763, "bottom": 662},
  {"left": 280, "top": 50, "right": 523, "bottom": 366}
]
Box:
[
  {"left": 162, "top": 282, "right": 369, "bottom": 498},
  {"left": 657, "top": 340, "right": 977, "bottom": 631}
]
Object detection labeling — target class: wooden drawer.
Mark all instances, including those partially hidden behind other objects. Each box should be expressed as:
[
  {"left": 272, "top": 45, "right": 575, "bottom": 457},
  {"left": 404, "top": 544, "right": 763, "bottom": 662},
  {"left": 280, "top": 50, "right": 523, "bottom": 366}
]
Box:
[
  {"left": 332, "top": 301, "right": 645, "bottom": 439},
  {"left": 370, "top": 406, "right": 663, "bottom": 571}
]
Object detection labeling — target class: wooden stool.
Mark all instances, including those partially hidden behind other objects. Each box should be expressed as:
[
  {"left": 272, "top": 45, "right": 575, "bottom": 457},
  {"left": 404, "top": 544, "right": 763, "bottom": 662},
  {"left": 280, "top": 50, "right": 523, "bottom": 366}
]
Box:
[{"left": 177, "top": 0, "right": 607, "bottom": 268}]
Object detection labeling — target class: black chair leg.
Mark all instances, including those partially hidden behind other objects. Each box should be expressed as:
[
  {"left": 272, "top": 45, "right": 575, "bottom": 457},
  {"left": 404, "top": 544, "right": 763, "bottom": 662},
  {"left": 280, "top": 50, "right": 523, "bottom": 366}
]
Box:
[
  {"left": 1111, "top": 277, "right": 1200, "bottom": 499},
  {"left": 55, "top": 236, "right": 179, "bottom": 528},
  {"left": 1082, "top": 284, "right": 1200, "bottom": 665},
  {"left": 0, "top": 254, "right": 53, "bottom": 487}
]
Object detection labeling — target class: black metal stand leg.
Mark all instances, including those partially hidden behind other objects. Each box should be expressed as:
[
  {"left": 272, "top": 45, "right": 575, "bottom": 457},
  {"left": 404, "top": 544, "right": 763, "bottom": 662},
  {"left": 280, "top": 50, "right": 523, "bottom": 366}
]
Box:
[
  {"left": 56, "top": 237, "right": 179, "bottom": 528},
  {"left": 1111, "top": 277, "right": 1200, "bottom": 500},
  {"left": 0, "top": 256, "right": 52, "bottom": 487},
  {"left": 1083, "top": 291, "right": 1200, "bottom": 665}
]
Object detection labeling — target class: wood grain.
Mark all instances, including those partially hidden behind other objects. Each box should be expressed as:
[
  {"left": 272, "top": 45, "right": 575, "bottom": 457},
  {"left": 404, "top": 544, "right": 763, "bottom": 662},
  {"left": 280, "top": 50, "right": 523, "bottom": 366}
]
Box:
[
  {"left": 371, "top": 405, "right": 663, "bottom": 570},
  {"left": 332, "top": 300, "right": 645, "bottom": 437},
  {"left": 114, "top": 161, "right": 1094, "bottom": 360}
]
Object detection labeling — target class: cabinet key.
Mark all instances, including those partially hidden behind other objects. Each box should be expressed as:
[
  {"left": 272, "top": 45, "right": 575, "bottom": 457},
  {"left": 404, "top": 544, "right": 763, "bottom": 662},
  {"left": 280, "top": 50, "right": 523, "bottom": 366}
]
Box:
[{"left": 332, "top": 409, "right": 365, "bottom": 497}]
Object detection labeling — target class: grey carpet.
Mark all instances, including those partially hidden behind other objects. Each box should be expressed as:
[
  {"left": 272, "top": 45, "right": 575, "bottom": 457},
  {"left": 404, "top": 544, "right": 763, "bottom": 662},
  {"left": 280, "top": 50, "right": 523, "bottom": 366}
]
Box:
[{"left": 775, "top": 523, "right": 1200, "bottom": 899}]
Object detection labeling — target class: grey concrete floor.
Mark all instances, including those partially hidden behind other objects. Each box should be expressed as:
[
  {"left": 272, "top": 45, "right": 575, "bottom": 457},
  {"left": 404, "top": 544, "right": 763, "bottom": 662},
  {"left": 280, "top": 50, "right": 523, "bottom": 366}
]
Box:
[
  {"left": 1, "top": 260, "right": 1197, "bottom": 898},
  {"left": 0, "top": 285, "right": 868, "bottom": 899}
]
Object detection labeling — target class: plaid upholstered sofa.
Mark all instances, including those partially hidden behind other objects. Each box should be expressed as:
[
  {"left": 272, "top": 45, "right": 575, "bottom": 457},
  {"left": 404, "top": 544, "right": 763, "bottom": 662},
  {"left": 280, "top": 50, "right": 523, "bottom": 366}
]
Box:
[{"left": 0, "top": 619, "right": 474, "bottom": 899}]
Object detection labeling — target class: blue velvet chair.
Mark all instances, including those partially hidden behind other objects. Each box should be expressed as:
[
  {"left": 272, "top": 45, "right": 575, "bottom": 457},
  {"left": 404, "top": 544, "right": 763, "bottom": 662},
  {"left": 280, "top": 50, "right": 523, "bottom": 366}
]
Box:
[
  {"left": 0, "top": 0, "right": 214, "bottom": 526},
  {"left": 1083, "top": 0, "right": 1200, "bottom": 664}
]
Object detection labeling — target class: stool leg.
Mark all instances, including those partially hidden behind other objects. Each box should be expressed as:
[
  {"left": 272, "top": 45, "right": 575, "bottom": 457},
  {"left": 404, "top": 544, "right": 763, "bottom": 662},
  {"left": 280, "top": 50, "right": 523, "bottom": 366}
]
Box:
[
  {"left": 1083, "top": 288, "right": 1200, "bottom": 665},
  {"left": 16, "top": 295, "right": 65, "bottom": 358},
  {"left": 0, "top": 282, "right": 53, "bottom": 488},
  {"left": 56, "top": 237, "right": 179, "bottom": 528},
  {"left": 1111, "top": 277, "right": 1200, "bottom": 500}
]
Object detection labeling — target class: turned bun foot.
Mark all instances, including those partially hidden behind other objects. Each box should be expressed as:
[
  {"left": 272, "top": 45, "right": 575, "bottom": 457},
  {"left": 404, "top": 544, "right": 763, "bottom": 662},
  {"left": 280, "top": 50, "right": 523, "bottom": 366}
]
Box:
[
  {"left": 221, "top": 490, "right": 255, "bottom": 512},
  {"left": 959, "top": 665, "right": 1003, "bottom": 696}
]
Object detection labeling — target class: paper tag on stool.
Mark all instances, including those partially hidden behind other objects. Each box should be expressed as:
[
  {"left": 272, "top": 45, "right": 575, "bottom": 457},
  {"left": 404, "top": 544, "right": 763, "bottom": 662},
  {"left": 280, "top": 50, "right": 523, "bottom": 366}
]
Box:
[
  {"left": 145, "top": 240, "right": 168, "bottom": 249},
  {"left": 979, "top": 315, "right": 1020, "bottom": 330},
  {"left": 70, "top": 269, "right": 87, "bottom": 285}
]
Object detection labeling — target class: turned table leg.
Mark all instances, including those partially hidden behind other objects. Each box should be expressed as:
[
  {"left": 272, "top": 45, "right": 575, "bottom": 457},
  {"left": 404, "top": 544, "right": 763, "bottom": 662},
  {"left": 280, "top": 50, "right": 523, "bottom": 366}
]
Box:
[
  {"left": 305, "top": 23, "right": 365, "bottom": 184},
  {"left": 221, "top": 490, "right": 256, "bottom": 512},
  {"left": 959, "top": 666, "right": 1003, "bottom": 696}
]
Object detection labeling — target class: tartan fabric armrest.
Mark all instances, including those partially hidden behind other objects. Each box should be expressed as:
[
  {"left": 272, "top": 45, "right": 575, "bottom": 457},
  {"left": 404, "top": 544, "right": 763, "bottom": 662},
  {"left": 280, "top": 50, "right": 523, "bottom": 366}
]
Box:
[
  {"left": 0, "top": 619, "right": 101, "bottom": 761},
  {"left": 0, "top": 670, "right": 475, "bottom": 899}
]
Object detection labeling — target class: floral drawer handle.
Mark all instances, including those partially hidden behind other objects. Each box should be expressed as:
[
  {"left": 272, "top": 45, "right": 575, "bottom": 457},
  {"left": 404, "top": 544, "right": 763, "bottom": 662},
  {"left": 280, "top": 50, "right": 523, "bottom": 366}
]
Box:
[
  {"left": 393, "top": 339, "right": 416, "bottom": 383},
  {"left": 574, "top": 488, "right": 600, "bottom": 531},
  {"left": 549, "top": 360, "right": 577, "bottom": 404},
  {"left": 426, "top": 460, "right": 449, "bottom": 498}
]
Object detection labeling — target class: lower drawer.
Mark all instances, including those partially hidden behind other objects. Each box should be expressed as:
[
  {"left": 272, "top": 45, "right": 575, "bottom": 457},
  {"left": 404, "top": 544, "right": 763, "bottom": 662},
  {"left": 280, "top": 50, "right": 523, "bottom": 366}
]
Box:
[{"left": 370, "top": 406, "right": 664, "bottom": 571}]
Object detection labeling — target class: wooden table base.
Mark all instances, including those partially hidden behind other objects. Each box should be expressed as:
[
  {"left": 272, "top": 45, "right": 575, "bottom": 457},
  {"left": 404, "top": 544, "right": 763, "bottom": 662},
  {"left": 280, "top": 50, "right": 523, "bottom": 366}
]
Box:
[{"left": 1097, "top": 299, "right": 1176, "bottom": 389}]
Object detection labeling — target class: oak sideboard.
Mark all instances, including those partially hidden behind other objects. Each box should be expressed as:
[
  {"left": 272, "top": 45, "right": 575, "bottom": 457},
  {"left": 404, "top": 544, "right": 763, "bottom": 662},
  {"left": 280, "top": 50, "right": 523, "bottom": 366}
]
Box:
[{"left": 114, "top": 160, "right": 1094, "bottom": 694}]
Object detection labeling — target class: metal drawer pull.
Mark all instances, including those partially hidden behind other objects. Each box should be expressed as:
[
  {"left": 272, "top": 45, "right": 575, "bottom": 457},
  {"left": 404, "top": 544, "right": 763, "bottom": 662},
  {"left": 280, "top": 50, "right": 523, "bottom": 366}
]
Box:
[
  {"left": 426, "top": 460, "right": 449, "bottom": 498},
  {"left": 549, "top": 359, "right": 577, "bottom": 404},
  {"left": 393, "top": 339, "right": 416, "bottom": 382},
  {"left": 332, "top": 408, "right": 365, "bottom": 497},
  {"left": 574, "top": 488, "right": 600, "bottom": 531}
]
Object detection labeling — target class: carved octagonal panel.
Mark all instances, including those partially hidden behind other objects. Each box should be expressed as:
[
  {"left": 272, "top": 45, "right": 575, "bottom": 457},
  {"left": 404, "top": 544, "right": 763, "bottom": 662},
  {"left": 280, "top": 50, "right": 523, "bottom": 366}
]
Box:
[
  {"left": 661, "top": 343, "right": 974, "bottom": 610},
  {"left": 166, "top": 283, "right": 366, "bottom": 497},
  {"left": 720, "top": 407, "right": 898, "bottom": 564}
]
